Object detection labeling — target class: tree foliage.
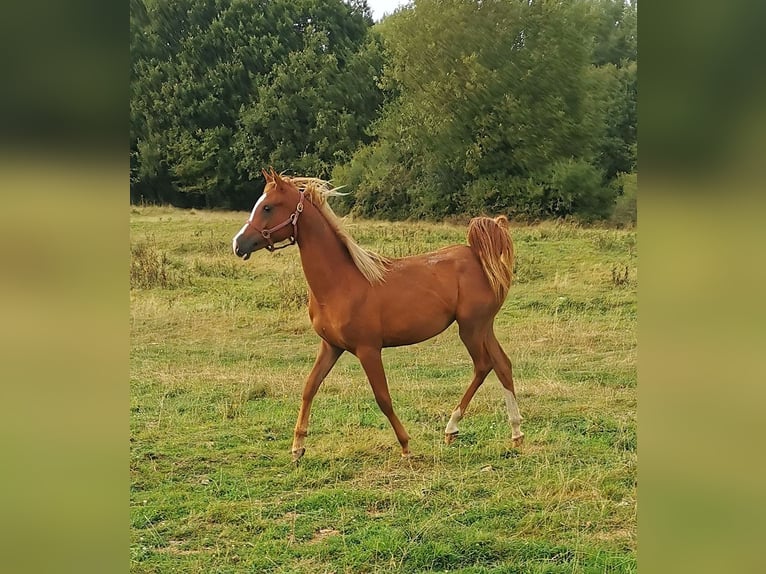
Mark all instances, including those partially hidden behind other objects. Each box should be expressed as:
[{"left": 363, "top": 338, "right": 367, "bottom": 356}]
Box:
[
  {"left": 130, "top": 0, "right": 382, "bottom": 208},
  {"left": 131, "top": 0, "right": 637, "bottom": 222},
  {"left": 334, "top": 0, "right": 637, "bottom": 221}
]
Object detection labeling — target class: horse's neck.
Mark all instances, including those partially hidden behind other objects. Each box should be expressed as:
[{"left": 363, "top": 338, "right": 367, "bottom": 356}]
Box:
[{"left": 296, "top": 204, "right": 360, "bottom": 299}]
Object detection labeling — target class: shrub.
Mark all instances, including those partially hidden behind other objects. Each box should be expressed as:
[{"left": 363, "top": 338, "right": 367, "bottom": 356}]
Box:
[
  {"left": 130, "top": 241, "right": 188, "bottom": 289},
  {"left": 333, "top": 146, "right": 417, "bottom": 219},
  {"left": 272, "top": 264, "right": 308, "bottom": 310},
  {"left": 544, "top": 158, "right": 613, "bottom": 220},
  {"left": 609, "top": 172, "right": 637, "bottom": 227}
]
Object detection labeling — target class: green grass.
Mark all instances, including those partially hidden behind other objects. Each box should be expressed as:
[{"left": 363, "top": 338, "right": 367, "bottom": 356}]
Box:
[{"left": 130, "top": 206, "right": 637, "bottom": 573}]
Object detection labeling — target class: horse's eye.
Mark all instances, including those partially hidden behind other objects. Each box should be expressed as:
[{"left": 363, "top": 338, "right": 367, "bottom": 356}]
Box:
[{"left": 263, "top": 205, "right": 271, "bottom": 212}]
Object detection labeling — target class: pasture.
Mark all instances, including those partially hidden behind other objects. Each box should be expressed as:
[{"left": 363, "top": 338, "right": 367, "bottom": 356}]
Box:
[{"left": 130, "top": 206, "right": 637, "bottom": 573}]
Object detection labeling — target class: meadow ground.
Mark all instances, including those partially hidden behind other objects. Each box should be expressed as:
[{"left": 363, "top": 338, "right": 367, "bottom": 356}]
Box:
[{"left": 130, "top": 206, "right": 637, "bottom": 573}]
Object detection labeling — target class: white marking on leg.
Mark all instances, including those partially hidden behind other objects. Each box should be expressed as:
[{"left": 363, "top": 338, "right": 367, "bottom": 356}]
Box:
[
  {"left": 503, "top": 388, "right": 523, "bottom": 439},
  {"left": 445, "top": 407, "right": 462, "bottom": 434}
]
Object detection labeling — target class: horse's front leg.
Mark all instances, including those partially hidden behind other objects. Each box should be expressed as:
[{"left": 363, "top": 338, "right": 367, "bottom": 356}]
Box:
[
  {"left": 356, "top": 346, "right": 411, "bottom": 456},
  {"left": 291, "top": 340, "right": 343, "bottom": 463}
]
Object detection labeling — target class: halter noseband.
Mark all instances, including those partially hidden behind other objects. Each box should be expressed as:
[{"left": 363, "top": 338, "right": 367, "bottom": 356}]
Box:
[{"left": 247, "top": 190, "right": 305, "bottom": 252}]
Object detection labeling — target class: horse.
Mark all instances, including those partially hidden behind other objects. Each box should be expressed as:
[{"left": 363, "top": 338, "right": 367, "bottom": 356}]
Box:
[{"left": 232, "top": 168, "right": 524, "bottom": 462}]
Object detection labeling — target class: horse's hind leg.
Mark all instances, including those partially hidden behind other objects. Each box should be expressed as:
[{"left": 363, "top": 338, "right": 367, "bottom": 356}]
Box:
[
  {"left": 486, "top": 331, "right": 524, "bottom": 447},
  {"left": 291, "top": 340, "right": 344, "bottom": 463},
  {"left": 356, "top": 346, "right": 411, "bottom": 456},
  {"left": 445, "top": 325, "right": 493, "bottom": 444}
]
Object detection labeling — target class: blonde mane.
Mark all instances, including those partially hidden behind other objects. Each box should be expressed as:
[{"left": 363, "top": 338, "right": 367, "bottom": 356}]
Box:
[{"left": 286, "top": 176, "right": 390, "bottom": 284}]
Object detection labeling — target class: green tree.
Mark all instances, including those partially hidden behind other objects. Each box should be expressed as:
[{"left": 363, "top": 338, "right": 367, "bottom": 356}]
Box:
[
  {"left": 234, "top": 21, "right": 384, "bottom": 180},
  {"left": 337, "top": 0, "right": 621, "bottom": 220},
  {"left": 130, "top": 0, "right": 381, "bottom": 208},
  {"left": 337, "top": 0, "right": 616, "bottom": 217}
]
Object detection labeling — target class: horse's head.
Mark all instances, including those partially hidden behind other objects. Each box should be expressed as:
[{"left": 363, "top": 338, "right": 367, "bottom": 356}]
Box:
[{"left": 232, "top": 168, "right": 305, "bottom": 259}]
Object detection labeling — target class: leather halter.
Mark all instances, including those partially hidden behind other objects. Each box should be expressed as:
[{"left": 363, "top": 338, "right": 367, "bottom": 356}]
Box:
[{"left": 247, "top": 190, "right": 305, "bottom": 251}]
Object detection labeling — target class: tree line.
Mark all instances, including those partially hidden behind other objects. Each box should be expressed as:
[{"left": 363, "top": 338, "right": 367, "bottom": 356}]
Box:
[{"left": 131, "top": 0, "right": 636, "bottom": 222}]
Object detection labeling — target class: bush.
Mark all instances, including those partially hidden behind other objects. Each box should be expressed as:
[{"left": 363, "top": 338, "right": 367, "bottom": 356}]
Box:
[
  {"left": 272, "top": 264, "right": 308, "bottom": 310},
  {"left": 130, "top": 241, "right": 188, "bottom": 289},
  {"left": 544, "top": 158, "right": 613, "bottom": 220},
  {"left": 463, "top": 175, "right": 549, "bottom": 219},
  {"left": 333, "top": 143, "right": 415, "bottom": 219},
  {"left": 609, "top": 172, "right": 637, "bottom": 227}
]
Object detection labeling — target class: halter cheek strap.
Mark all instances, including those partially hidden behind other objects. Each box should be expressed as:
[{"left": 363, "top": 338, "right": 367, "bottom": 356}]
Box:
[{"left": 249, "top": 190, "right": 305, "bottom": 252}]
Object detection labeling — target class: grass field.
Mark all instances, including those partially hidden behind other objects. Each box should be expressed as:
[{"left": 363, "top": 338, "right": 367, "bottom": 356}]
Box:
[{"left": 130, "top": 206, "right": 637, "bottom": 573}]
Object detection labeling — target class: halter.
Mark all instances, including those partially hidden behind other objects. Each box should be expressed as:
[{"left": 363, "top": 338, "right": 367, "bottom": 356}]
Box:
[{"left": 247, "top": 189, "right": 305, "bottom": 251}]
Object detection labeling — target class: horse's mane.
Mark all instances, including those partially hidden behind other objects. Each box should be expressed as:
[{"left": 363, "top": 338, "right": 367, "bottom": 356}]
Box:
[{"left": 286, "top": 177, "right": 390, "bottom": 284}]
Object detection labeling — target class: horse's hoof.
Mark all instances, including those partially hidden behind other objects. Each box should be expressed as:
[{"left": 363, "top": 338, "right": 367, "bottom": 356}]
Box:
[
  {"left": 445, "top": 431, "right": 459, "bottom": 445},
  {"left": 511, "top": 434, "right": 525, "bottom": 448},
  {"left": 291, "top": 448, "right": 305, "bottom": 464}
]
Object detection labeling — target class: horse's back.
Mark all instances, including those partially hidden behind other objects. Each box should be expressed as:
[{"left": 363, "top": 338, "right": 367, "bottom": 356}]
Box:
[{"left": 386, "top": 244, "right": 475, "bottom": 287}]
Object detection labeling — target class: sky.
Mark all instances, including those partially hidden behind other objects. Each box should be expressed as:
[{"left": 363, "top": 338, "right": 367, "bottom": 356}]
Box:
[{"left": 366, "top": 0, "right": 409, "bottom": 21}]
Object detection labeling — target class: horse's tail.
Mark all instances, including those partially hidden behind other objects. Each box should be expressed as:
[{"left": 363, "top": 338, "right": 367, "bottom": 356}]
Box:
[{"left": 467, "top": 215, "right": 514, "bottom": 302}]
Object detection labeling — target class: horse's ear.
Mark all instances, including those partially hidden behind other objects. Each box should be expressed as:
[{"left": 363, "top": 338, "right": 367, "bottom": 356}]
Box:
[
  {"left": 261, "top": 168, "right": 273, "bottom": 183},
  {"left": 271, "top": 168, "right": 283, "bottom": 185}
]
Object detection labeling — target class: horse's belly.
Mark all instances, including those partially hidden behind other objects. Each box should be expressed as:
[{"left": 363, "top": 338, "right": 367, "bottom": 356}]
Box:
[
  {"left": 381, "top": 308, "right": 455, "bottom": 347},
  {"left": 377, "top": 272, "right": 458, "bottom": 347}
]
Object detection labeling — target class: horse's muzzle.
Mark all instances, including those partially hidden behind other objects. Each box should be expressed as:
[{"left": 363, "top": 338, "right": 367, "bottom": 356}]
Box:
[{"left": 233, "top": 244, "right": 252, "bottom": 260}]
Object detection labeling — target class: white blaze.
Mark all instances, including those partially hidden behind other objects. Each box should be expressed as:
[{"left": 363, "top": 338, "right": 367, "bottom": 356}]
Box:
[
  {"left": 232, "top": 223, "right": 248, "bottom": 254},
  {"left": 232, "top": 193, "right": 268, "bottom": 254},
  {"left": 248, "top": 193, "right": 267, "bottom": 221}
]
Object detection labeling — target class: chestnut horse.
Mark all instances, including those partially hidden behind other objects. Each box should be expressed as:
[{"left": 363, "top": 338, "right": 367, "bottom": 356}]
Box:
[{"left": 232, "top": 169, "right": 523, "bottom": 462}]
